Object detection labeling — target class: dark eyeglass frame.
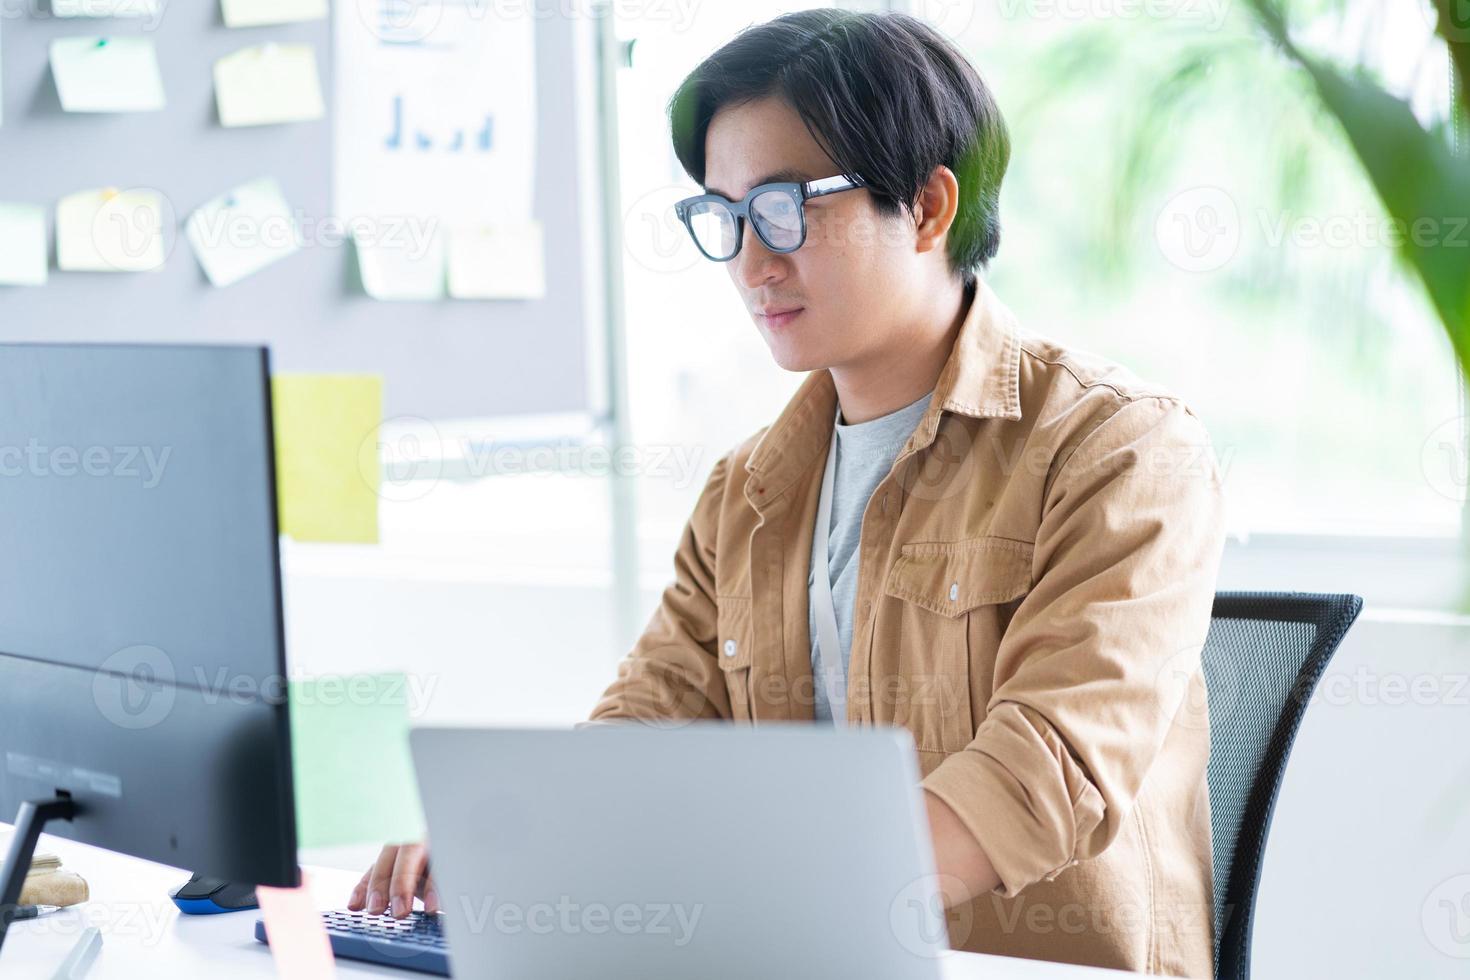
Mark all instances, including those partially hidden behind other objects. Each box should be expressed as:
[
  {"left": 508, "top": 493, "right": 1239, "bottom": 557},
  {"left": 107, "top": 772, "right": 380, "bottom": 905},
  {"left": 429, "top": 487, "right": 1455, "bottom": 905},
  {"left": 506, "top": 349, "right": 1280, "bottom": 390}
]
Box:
[{"left": 673, "top": 173, "right": 867, "bottom": 262}]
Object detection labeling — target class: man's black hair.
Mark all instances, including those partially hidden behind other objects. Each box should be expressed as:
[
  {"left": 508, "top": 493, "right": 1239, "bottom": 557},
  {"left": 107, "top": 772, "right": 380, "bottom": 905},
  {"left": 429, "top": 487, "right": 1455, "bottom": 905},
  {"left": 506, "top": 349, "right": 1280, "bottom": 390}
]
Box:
[{"left": 668, "top": 9, "right": 1010, "bottom": 286}]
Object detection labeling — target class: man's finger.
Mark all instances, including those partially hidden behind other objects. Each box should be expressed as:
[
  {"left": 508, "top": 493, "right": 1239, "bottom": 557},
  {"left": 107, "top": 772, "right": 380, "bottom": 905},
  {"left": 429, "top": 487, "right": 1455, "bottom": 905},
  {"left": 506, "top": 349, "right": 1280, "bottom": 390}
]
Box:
[
  {"left": 389, "top": 844, "right": 427, "bottom": 919},
  {"left": 365, "top": 845, "right": 400, "bottom": 915},
  {"left": 346, "top": 869, "right": 372, "bottom": 911}
]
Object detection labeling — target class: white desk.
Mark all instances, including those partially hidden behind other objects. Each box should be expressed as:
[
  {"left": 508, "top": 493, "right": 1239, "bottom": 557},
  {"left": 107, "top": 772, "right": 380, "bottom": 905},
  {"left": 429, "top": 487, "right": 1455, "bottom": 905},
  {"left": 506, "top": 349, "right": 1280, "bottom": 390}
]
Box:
[{"left": 2, "top": 835, "right": 1135, "bottom": 980}]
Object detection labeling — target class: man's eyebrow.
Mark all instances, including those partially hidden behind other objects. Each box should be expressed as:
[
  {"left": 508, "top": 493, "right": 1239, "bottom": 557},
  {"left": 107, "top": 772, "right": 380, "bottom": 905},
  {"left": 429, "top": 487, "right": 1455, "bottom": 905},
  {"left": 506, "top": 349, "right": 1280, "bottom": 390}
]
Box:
[{"left": 704, "top": 168, "right": 811, "bottom": 199}]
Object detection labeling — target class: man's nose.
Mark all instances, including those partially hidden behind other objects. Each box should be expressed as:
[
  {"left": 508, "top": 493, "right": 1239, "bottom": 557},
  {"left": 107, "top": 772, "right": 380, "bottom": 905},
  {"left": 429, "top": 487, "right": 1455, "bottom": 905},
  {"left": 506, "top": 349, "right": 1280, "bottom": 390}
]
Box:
[{"left": 735, "top": 223, "right": 786, "bottom": 288}]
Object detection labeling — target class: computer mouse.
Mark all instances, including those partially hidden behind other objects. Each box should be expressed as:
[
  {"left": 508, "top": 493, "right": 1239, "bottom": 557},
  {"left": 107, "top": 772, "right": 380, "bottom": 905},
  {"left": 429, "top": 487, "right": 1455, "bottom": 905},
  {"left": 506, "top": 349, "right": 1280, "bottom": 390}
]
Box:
[{"left": 170, "top": 873, "right": 259, "bottom": 914}]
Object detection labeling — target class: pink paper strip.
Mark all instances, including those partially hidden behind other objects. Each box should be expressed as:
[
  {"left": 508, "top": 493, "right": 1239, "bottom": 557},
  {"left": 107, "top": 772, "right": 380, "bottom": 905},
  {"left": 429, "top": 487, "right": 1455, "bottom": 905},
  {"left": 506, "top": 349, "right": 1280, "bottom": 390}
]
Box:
[{"left": 256, "top": 871, "right": 338, "bottom": 979}]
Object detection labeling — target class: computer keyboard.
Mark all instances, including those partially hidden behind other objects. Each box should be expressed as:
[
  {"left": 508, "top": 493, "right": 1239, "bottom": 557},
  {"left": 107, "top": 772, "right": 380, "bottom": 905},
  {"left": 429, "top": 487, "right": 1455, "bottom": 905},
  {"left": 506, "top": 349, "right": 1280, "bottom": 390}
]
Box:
[{"left": 254, "top": 909, "right": 450, "bottom": 976}]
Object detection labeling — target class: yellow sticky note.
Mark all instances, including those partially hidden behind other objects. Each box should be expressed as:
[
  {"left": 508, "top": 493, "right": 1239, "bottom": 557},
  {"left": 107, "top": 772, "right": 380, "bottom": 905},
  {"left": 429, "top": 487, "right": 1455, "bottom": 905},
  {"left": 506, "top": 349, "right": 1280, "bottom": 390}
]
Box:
[
  {"left": 221, "top": 0, "right": 326, "bottom": 27},
  {"left": 56, "top": 188, "right": 167, "bottom": 273},
  {"left": 355, "top": 230, "right": 445, "bottom": 301},
  {"left": 50, "top": 37, "right": 165, "bottom": 113},
  {"left": 214, "top": 43, "right": 324, "bottom": 128},
  {"left": 0, "top": 203, "right": 48, "bottom": 287},
  {"left": 256, "top": 872, "right": 338, "bottom": 980},
  {"left": 271, "top": 374, "right": 381, "bottom": 544},
  {"left": 448, "top": 222, "right": 546, "bottom": 300}
]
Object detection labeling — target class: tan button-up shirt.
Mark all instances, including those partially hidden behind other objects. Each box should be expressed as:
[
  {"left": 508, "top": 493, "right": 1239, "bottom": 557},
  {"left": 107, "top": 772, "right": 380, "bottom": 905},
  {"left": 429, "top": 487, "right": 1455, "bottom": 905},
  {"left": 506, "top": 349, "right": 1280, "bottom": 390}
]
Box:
[{"left": 590, "top": 280, "right": 1227, "bottom": 978}]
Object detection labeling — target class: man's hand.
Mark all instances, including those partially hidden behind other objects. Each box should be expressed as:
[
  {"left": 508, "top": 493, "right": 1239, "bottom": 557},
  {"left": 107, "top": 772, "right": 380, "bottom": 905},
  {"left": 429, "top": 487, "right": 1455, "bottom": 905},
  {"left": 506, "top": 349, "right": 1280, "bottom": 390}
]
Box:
[
  {"left": 343, "top": 802, "right": 988, "bottom": 919},
  {"left": 347, "top": 842, "right": 439, "bottom": 919},
  {"left": 924, "top": 790, "right": 1000, "bottom": 908}
]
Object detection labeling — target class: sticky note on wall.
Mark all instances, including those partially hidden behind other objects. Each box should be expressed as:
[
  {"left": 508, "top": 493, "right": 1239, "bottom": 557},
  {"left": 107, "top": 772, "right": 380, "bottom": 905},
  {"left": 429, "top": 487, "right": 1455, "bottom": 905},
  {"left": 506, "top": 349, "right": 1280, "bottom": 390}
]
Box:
[
  {"left": 51, "top": 37, "right": 165, "bottom": 113},
  {"left": 0, "top": 204, "right": 48, "bottom": 286},
  {"left": 221, "top": 0, "right": 327, "bottom": 28},
  {"left": 271, "top": 374, "right": 382, "bottom": 544},
  {"left": 355, "top": 230, "right": 445, "bottom": 301},
  {"left": 52, "top": 0, "right": 162, "bottom": 17},
  {"left": 448, "top": 222, "right": 547, "bottom": 300},
  {"left": 215, "top": 44, "right": 324, "bottom": 128},
  {"left": 289, "top": 674, "right": 426, "bottom": 849},
  {"left": 186, "top": 177, "right": 300, "bottom": 287},
  {"left": 56, "top": 188, "right": 167, "bottom": 272}
]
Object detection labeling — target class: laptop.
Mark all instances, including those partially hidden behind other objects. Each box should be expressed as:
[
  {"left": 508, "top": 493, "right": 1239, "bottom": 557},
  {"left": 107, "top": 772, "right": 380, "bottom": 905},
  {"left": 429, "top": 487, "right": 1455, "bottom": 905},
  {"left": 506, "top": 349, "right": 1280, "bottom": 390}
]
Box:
[{"left": 408, "top": 723, "right": 950, "bottom": 979}]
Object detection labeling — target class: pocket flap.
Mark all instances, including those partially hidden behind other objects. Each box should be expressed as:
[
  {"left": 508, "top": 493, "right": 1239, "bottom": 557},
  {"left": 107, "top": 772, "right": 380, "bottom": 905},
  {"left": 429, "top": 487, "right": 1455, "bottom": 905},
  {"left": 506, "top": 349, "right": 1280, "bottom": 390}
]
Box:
[
  {"left": 884, "top": 537, "right": 1033, "bottom": 617},
  {"left": 714, "top": 596, "right": 753, "bottom": 671}
]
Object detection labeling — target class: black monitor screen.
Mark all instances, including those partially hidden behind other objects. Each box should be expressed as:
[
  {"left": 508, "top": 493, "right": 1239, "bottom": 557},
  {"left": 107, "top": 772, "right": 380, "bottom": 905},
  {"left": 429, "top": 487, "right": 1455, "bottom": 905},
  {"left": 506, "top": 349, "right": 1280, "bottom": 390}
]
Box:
[{"left": 0, "top": 344, "right": 296, "bottom": 888}]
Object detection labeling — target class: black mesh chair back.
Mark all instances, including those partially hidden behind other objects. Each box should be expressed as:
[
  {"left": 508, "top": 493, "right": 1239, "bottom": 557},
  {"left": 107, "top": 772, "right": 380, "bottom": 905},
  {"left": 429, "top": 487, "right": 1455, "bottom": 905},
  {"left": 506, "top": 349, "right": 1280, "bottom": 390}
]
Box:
[{"left": 1201, "top": 591, "right": 1363, "bottom": 980}]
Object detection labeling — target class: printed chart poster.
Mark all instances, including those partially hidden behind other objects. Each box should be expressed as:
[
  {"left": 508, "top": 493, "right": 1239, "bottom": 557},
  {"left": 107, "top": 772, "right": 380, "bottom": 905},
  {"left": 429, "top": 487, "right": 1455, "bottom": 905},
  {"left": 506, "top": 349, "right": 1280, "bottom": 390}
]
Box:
[{"left": 333, "top": 0, "right": 538, "bottom": 229}]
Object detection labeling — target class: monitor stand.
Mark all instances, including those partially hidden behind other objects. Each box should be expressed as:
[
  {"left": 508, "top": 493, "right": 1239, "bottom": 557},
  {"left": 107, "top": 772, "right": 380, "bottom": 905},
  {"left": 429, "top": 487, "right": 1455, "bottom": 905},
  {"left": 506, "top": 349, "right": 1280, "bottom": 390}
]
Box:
[{"left": 0, "top": 795, "right": 79, "bottom": 953}]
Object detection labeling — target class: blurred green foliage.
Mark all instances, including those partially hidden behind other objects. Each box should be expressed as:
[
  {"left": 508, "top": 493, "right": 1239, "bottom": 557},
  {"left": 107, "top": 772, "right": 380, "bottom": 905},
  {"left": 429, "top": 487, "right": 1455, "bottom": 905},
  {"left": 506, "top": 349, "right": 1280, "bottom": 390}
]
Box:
[
  {"left": 1241, "top": 0, "right": 1470, "bottom": 378},
  {"left": 972, "top": 1, "right": 1467, "bottom": 533}
]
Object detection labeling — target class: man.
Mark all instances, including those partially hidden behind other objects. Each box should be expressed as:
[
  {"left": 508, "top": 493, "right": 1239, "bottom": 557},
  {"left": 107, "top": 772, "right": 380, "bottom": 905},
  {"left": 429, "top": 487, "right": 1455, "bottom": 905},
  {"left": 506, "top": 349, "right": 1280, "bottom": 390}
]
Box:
[{"left": 352, "top": 10, "right": 1225, "bottom": 977}]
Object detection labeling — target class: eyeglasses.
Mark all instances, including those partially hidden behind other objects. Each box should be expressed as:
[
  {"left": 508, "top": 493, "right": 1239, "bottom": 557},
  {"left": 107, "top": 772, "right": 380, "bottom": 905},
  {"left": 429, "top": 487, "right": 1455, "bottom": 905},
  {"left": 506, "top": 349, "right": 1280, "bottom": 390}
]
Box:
[{"left": 673, "top": 173, "right": 867, "bottom": 263}]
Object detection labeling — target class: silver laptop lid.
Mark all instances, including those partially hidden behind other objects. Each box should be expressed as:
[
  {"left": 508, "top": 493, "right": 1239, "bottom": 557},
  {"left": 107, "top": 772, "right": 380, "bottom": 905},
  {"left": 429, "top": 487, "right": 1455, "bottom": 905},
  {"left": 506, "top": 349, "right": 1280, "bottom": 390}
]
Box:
[{"left": 410, "top": 723, "right": 949, "bottom": 980}]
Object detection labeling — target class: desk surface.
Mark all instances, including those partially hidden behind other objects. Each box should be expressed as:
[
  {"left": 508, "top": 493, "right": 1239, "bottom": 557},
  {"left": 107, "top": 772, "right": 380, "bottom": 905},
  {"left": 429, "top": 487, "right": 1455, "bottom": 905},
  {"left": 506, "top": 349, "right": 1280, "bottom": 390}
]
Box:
[{"left": 1, "top": 834, "right": 1134, "bottom": 979}]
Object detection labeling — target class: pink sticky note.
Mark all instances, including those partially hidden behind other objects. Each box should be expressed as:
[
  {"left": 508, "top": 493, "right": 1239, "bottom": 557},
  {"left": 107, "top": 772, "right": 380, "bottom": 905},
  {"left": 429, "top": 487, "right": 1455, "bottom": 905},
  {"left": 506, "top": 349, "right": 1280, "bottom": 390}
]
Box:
[{"left": 256, "top": 871, "right": 338, "bottom": 979}]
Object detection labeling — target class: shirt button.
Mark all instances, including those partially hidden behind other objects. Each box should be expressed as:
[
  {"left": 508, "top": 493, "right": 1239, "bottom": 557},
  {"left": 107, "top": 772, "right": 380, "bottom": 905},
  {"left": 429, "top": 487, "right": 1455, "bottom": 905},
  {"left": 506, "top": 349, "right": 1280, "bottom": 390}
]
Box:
[
  {"left": 723, "top": 639, "right": 737, "bottom": 658},
  {"left": 862, "top": 601, "right": 872, "bottom": 617},
  {"left": 949, "top": 582, "right": 960, "bottom": 601}
]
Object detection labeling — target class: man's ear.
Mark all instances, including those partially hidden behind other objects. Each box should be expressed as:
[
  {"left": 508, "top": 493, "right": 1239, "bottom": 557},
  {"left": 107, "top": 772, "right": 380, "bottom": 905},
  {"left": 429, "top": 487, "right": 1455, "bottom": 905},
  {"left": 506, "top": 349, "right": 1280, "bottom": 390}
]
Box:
[{"left": 912, "top": 165, "right": 960, "bottom": 257}]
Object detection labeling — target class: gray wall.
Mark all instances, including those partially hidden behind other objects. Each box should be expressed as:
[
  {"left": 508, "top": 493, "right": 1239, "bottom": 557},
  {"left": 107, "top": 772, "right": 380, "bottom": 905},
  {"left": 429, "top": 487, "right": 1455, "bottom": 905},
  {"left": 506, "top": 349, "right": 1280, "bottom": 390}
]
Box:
[{"left": 0, "top": 1, "right": 595, "bottom": 421}]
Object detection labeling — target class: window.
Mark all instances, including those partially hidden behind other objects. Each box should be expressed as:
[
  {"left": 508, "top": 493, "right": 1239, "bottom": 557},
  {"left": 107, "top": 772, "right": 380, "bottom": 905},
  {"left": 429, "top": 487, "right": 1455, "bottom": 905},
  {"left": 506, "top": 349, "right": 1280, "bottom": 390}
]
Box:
[{"left": 617, "top": 0, "right": 1468, "bottom": 558}]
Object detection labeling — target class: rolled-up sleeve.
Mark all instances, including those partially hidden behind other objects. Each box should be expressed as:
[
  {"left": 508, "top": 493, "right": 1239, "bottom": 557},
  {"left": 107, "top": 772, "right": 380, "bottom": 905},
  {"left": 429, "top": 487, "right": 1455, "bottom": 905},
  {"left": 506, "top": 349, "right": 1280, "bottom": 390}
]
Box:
[
  {"left": 589, "top": 453, "right": 733, "bottom": 723},
  {"left": 921, "top": 396, "right": 1227, "bottom": 897}
]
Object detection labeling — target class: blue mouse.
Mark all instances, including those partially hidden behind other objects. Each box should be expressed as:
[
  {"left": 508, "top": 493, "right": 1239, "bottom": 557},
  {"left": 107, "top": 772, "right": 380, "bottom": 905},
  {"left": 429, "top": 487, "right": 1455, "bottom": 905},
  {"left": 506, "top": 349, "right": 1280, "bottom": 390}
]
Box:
[{"left": 170, "top": 874, "right": 259, "bottom": 914}]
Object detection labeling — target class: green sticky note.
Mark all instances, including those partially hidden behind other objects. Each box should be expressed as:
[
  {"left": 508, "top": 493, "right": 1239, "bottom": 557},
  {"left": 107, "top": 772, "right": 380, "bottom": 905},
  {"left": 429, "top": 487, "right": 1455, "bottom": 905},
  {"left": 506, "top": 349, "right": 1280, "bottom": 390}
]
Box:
[
  {"left": 290, "top": 674, "right": 425, "bottom": 849},
  {"left": 50, "top": 36, "right": 166, "bottom": 113},
  {"left": 271, "top": 374, "right": 381, "bottom": 544},
  {"left": 0, "top": 203, "right": 47, "bottom": 286}
]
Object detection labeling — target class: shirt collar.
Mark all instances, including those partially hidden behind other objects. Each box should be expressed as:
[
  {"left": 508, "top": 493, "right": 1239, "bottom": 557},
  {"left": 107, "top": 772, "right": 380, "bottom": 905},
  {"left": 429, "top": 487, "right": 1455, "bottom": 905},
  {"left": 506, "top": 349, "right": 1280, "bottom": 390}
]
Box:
[{"left": 743, "top": 278, "right": 1023, "bottom": 507}]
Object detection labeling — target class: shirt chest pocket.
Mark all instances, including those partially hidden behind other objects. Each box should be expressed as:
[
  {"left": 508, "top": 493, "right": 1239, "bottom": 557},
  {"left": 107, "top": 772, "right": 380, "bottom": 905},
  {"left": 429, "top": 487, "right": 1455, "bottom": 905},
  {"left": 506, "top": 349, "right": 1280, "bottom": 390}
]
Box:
[{"left": 879, "top": 536, "right": 1033, "bottom": 754}]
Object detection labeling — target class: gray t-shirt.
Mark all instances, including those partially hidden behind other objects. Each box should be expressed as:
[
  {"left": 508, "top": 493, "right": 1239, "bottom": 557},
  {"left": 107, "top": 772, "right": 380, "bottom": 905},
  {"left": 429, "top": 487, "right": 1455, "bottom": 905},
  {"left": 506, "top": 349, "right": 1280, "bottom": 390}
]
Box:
[{"left": 809, "top": 390, "right": 934, "bottom": 722}]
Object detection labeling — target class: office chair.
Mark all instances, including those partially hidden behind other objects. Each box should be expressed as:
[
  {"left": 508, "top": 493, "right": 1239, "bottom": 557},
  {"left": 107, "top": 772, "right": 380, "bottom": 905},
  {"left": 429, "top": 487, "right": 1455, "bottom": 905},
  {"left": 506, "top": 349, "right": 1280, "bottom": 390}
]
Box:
[{"left": 1200, "top": 591, "right": 1363, "bottom": 980}]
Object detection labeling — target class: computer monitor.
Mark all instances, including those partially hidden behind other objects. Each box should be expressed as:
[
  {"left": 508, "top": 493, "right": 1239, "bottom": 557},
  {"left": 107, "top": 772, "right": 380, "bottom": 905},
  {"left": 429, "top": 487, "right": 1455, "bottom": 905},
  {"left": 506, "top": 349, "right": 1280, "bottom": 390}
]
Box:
[{"left": 0, "top": 344, "right": 298, "bottom": 950}]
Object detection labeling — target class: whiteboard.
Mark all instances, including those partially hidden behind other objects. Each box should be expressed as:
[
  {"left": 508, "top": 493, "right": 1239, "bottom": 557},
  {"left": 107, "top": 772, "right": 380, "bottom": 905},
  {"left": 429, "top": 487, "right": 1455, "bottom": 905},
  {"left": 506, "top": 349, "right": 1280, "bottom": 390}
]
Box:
[{"left": 0, "top": 1, "right": 603, "bottom": 422}]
